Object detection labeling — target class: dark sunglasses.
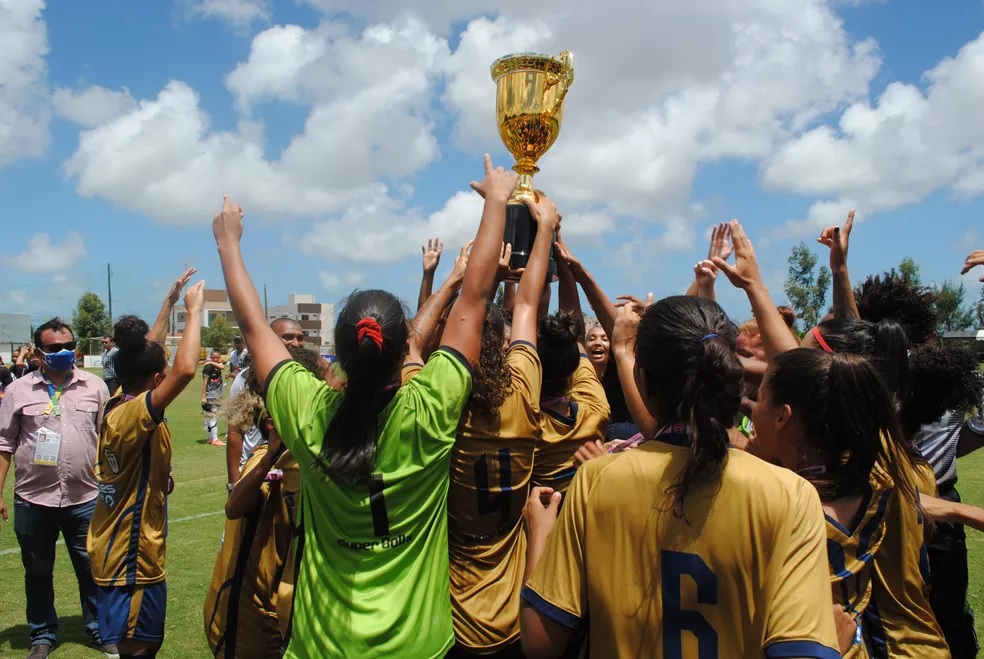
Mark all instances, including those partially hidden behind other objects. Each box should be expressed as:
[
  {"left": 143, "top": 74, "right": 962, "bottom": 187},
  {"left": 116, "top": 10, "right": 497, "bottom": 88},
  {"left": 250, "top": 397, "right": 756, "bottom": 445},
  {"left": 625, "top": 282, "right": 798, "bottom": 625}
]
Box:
[{"left": 40, "top": 341, "right": 77, "bottom": 353}]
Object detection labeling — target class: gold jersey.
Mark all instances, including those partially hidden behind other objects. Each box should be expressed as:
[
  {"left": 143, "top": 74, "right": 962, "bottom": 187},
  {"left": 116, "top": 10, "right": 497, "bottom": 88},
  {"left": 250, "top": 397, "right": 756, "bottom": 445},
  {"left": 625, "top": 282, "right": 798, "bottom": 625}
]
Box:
[
  {"left": 204, "top": 443, "right": 301, "bottom": 658},
  {"left": 523, "top": 441, "right": 840, "bottom": 658},
  {"left": 449, "top": 341, "right": 541, "bottom": 652},
  {"left": 533, "top": 355, "right": 609, "bottom": 496},
  {"left": 88, "top": 392, "right": 172, "bottom": 586}
]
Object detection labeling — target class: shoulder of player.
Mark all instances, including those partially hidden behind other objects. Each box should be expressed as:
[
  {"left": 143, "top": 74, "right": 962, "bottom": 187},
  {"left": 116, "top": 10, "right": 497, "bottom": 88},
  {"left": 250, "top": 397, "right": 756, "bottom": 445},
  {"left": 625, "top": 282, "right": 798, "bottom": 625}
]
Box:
[
  {"left": 506, "top": 340, "right": 541, "bottom": 366},
  {"left": 724, "top": 450, "right": 819, "bottom": 500}
]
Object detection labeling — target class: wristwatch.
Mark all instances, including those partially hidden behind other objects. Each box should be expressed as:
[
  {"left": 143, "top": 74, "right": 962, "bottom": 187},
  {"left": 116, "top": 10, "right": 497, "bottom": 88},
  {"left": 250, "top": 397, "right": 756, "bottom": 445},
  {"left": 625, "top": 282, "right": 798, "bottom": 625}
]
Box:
[{"left": 226, "top": 482, "right": 234, "bottom": 493}]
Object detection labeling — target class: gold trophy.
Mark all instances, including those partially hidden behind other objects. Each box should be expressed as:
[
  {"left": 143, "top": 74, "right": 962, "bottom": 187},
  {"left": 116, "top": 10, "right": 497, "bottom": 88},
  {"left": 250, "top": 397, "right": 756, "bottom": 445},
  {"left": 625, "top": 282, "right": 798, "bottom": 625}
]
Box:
[{"left": 491, "top": 51, "right": 574, "bottom": 277}]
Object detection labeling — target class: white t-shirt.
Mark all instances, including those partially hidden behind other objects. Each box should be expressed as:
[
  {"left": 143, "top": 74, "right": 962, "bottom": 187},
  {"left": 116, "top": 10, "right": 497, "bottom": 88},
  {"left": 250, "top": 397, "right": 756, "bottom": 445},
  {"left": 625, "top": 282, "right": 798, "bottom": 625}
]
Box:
[{"left": 229, "top": 367, "right": 262, "bottom": 471}]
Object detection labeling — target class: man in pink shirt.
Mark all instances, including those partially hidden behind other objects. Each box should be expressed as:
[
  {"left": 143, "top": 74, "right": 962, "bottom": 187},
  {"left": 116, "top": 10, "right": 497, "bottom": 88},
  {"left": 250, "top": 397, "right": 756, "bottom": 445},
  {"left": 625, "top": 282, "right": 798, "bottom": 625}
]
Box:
[{"left": 0, "top": 318, "right": 111, "bottom": 659}]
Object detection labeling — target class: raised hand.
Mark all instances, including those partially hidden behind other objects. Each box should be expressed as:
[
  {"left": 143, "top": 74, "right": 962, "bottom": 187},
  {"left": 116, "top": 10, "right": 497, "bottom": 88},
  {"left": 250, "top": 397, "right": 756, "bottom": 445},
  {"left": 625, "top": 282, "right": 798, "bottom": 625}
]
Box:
[
  {"left": 469, "top": 154, "right": 517, "bottom": 204},
  {"left": 184, "top": 280, "right": 206, "bottom": 313},
  {"left": 707, "top": 222, "right": 734, "bottom": 262},
  {"left": 613, "top": 293, "right": 654, "bottom": 349},
  {"left": 449, "top": 240, "right": 474, "bottom": 280},
  {"left": 712, "top": 220, "right": 762, "bottom": 290},
  {"left": 555, "top": 231, "right": 581, "bottom": 270},
  {"left": 694, "top": 259, "right": 718, "bottom": 287},
  {"left": 524, "top": 190, "right": 561, "bottom": 235},
  {"left": 817, "top": 209, "right": 855, "bottom": 270},
  {"left": 166, "top": 267, "right": 198, "bottom": 306},
  {"left": 421, "top": 238, "right": 444, "bottom": 274},
  {"left": 212, "top": 194, "right": 245, "bottom": 245},
  {"left": 496, "top": 242, "right": 522, "bottom": 281},
  {"left": 962, "top": 249, "right": 984, "bottom": 280}
]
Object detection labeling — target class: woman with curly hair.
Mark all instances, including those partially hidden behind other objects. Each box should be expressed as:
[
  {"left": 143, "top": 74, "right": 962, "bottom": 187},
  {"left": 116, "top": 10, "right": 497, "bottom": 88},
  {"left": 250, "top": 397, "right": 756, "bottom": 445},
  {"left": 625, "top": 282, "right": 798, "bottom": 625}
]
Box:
[
  {"left": 443, "top": 193, "right": 559, "bottom": 658},
  {"left": 204, "top": 347, "right": 324, "bottom": 658}
]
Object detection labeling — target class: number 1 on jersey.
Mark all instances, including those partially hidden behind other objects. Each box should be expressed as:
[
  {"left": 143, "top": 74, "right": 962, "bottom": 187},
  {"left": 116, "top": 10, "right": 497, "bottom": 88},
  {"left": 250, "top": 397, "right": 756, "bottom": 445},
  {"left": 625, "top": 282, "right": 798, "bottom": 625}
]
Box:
[{"left": 368, "top": 474, "right": 389, "bottom": 537}]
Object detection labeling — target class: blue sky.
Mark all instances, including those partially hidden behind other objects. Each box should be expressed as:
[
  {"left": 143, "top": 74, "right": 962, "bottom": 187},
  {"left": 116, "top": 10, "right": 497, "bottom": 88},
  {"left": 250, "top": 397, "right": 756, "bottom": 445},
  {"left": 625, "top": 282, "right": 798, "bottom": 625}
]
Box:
[{"left": 1, "top": 0, "right": 982, "bottom": 331}]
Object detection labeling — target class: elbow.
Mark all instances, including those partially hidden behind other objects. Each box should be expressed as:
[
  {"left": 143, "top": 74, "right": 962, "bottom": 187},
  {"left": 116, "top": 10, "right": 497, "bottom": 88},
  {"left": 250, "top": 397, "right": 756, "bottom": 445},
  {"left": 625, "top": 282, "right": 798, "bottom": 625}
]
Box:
[{"left": 224, "top": 498, "right": 244, "bottom": 520}]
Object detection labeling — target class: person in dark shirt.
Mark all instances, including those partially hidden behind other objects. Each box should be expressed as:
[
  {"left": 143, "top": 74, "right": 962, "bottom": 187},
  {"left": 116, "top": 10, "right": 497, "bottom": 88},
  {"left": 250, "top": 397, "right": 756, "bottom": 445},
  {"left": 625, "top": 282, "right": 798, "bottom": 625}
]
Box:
[{"left": 201, "top": 351, "right": 225, "bottom": 446}]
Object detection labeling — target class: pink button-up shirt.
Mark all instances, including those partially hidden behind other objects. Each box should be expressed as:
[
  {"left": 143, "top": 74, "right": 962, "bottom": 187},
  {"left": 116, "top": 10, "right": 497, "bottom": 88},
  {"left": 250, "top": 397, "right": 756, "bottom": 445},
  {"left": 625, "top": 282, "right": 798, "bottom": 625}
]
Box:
[{"left": 0, "top": 368, "right": 109, "bottom": 507}]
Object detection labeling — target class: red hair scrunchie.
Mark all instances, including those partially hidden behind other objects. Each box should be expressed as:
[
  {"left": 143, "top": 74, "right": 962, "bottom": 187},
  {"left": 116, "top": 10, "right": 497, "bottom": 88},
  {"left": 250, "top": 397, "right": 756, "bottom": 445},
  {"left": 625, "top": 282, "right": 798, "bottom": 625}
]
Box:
[{"left": 356, "top": 318, "right": 384, "bottom": 350}]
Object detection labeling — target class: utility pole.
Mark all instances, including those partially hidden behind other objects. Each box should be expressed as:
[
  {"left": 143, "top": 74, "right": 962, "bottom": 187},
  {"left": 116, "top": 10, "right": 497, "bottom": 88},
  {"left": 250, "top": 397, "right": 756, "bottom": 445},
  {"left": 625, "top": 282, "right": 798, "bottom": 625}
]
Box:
[
  {"left": 107, "top": 263, "right": 113, "bottom": 322},
  {"left": 264, "top": 284, "right": 269, "bottom": 318}
]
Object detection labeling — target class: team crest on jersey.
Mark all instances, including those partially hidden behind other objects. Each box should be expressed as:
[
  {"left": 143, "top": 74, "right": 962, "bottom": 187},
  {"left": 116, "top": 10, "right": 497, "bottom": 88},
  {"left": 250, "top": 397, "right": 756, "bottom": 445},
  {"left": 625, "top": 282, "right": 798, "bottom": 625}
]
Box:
[{"left": 103, "top": 448, "right": 120, "bottom": 475}]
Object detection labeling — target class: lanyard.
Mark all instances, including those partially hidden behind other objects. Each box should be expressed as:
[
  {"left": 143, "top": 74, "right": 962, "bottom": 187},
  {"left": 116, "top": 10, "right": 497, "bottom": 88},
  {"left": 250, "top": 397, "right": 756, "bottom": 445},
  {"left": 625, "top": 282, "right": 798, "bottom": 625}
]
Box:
[{"left": 42, "top": 374, "right": 71, "bottom": 417}]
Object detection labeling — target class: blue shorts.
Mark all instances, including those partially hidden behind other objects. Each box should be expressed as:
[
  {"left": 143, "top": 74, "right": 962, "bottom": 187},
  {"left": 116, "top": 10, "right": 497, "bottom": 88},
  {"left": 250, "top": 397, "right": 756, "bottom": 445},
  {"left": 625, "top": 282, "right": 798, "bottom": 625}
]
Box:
[{"left": 97, "top": 581, "right": 167, "bottom": 645}]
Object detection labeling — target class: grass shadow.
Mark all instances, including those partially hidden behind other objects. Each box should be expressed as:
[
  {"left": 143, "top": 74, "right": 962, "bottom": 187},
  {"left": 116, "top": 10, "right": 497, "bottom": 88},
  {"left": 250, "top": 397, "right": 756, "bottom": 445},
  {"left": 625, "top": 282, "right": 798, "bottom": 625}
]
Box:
[{"left": 0, "top": 615, "right": 92, "bottom": 653}]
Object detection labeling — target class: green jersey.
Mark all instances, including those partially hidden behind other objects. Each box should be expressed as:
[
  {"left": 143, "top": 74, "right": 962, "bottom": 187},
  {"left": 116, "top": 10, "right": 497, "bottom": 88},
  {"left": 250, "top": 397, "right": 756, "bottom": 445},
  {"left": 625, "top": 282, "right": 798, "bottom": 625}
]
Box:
[{"left": 266, "top": 349, "right": 473, "bottom": 658}]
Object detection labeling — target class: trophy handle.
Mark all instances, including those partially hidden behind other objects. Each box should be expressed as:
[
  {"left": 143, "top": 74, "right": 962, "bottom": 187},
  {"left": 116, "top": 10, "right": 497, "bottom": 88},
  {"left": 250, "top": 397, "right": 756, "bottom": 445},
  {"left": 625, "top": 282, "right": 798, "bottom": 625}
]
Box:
[{"left": 544, "top": 51, "right": 575, "bottom": 118}]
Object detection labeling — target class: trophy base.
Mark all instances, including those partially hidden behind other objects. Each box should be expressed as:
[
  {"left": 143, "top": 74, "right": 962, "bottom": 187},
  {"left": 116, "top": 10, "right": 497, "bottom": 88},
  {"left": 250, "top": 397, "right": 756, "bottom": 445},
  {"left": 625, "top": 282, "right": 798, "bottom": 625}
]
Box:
[{"left": 504, "top": 203, "right": 557, "bottom": 283}]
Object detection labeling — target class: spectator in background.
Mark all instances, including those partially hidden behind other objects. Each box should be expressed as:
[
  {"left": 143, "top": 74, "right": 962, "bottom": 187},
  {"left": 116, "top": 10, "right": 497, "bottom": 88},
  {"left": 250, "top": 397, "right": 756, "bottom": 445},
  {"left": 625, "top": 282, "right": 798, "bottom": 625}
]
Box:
[
  {"left": 225, "top": 318, "right": 306, "bottom": 490},
  {"left": 228, "top": 336, "right": 247, "bottom": 379},
  {"left": 202, "top": 351, "right": 226, "bottom": 446},
  {"left": 0, "top": 355, "right": 13, "bottom": 397},
  {"left": 11, "top": 344, "right": 40, "bottom": 379},
  {"left": 0, "top": 318, "right": 111, "bottom": 659},
  {"left": 101, "top": 336, "right": 120, "bottom": 396}
]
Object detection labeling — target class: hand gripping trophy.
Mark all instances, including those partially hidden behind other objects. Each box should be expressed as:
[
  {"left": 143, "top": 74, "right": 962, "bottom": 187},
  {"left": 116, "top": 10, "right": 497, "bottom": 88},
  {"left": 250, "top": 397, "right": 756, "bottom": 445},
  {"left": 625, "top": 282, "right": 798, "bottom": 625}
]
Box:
[{"left": 490, "top": 51, "right": 574, "bottom": 278}]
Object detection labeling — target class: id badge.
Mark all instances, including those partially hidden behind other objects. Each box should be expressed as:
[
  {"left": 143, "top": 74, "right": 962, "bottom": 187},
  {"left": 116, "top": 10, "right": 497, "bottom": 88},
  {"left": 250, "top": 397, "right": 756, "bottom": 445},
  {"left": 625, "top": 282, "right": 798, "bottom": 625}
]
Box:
[{"left": 33, "top": 428, "right": 62, "bottom": 466}]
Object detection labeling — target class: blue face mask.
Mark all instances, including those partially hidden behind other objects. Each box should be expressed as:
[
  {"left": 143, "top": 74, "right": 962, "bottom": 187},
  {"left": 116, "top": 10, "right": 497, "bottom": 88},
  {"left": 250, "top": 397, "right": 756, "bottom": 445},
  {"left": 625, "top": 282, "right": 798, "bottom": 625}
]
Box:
[{"left": 42, "top": 349, "right": 76, "bottom": 373}]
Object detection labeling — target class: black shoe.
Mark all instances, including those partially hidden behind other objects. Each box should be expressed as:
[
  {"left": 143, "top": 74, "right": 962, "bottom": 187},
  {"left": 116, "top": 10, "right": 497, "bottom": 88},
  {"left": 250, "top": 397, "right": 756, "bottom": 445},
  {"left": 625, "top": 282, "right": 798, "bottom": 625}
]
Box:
[
  {"left": 89, "top": 634, "right": 118, "bottom": 657},
  {"left": 26, "top": 645, "right": 51, "bottom": 659}
]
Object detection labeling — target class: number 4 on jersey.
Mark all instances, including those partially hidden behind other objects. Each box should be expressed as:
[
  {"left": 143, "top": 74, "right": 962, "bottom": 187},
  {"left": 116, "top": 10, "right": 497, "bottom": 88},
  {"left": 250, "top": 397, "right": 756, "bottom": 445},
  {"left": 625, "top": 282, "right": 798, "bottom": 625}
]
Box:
[{"left": 474, "top": 449, "right": 512, "bottom": 525}]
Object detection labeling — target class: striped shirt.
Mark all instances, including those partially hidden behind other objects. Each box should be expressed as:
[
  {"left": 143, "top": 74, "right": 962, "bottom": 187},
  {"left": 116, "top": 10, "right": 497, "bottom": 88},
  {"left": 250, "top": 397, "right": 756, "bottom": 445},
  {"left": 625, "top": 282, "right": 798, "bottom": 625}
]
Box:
[{"left": 915, "top": 412, "right": 984, "bottom": 488}]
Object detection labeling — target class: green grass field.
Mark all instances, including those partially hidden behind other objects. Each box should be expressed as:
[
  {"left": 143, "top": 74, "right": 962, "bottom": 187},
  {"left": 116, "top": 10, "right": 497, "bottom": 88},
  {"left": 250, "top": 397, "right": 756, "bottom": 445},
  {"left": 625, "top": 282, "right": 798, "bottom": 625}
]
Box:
[{"left": 3, "top": 369, "right": 984, "bottom": 658}]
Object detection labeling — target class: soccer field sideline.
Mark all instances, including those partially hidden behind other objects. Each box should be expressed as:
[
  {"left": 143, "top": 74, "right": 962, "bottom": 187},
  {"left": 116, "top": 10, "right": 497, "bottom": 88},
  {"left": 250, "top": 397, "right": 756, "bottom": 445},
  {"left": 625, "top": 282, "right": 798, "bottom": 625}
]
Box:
[{"left": 3, "top": 368, "right": 984, "bottom": 658}]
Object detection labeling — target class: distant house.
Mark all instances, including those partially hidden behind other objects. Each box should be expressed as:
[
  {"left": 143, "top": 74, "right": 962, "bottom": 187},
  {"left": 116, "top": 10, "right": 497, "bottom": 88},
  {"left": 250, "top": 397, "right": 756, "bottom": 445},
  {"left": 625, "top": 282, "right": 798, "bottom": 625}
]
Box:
[{"left": 942, "top": 330, "right": 984, "bottom": 360}]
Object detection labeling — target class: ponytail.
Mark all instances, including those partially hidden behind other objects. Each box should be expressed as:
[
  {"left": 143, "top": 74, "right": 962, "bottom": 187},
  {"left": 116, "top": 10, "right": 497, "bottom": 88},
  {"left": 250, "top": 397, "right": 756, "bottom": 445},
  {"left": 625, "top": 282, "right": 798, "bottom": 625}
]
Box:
[
  {"left": 814, "top": 317, "right": 910, "bottom": 407},
  {"left": 113, "top": 315, "right": 166, "bottom": 392},
  {"left": 635, "top": 296, "right": 743, "bottom": 518},
  {"left": 315, "top": 290, "right": 408, "bottom": 483},
  {"left": 767, "top": 350, "right": 919, "bottom": 510}
]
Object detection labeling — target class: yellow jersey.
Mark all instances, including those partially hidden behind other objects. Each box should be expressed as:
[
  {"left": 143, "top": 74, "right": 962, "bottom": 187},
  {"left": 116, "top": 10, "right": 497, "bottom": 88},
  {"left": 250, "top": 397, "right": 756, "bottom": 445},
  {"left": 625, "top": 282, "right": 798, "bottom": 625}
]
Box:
[
  {"left": 533, "top": 355, "right": 609, "bottom": 496},
  {"left": 204, "top": 443, "right": 301, "bottom": 658},
  {"left": 825, "top": 489, "right": 892, "bottom": 659},
  {"left": 88, "top": 392, "right": 172, "bottom": 586},
  {"left": 523, "top": 440, "right": 840, "bottom": 658},
  {"left": 866, "top": 466, "right": 948, "bottom": 657},
  {"left": 448, "top": 341, "right": 541, "bottom": 652}
]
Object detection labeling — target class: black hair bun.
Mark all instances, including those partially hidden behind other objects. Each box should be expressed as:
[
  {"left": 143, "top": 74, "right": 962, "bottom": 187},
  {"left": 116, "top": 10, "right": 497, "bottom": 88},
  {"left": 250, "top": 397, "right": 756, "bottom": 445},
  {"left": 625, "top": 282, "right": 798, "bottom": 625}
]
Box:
[
  {"left": 540, "top": 311, "right": 580, "bottom": 344},
  {"left": 114, "top": 315, "right": 150, "bottom": 352}
]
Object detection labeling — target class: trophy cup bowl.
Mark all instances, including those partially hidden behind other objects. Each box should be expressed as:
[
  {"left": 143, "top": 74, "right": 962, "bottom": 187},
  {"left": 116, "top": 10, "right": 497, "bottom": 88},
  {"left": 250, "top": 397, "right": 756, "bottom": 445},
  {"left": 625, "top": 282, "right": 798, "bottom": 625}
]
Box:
[{"left": 491, "top": 51, "right": 574, "bottom": 279}]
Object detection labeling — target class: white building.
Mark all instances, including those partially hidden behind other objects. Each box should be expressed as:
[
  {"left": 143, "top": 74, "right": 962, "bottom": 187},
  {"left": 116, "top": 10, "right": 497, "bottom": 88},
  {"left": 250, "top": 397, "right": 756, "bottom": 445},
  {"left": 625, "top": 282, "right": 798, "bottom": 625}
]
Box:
[
  {"left": 267, "top": 293, "right": 335, "bottom": 352},
  {"left": 173, "top": 289, "right": 238, "bottom": 335}
]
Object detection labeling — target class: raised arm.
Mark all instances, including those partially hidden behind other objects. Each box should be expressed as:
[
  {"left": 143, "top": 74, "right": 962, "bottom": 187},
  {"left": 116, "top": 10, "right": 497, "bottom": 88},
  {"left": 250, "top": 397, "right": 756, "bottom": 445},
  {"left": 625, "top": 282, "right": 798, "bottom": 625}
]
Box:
[
  {"left": 559, "top": 246, "right": 616, "bottom": 338},
  {"left": 611, "top": 295, "right": 658, "bottom": 440},
  {"left": 714, "top": 220, "right": 799, "bottom": 361},
  {"left": 417, "top": 237, "right": 444, "bottom": 312},
  {"left": 686, "top": 223, "right": 732, "bottom": 300},
  {"left": 150, "top": 281, "right": 204, "bottom": 416},
  {"left": 818, "top": 210, "right": 859, "bottom": 320},
  {"left": 148, "top": 268, "right": 197, "bottom": 346},
  {"left": 441, "top": 156, "right": 517, "bottom": 365},
  {"left": 511, "top": 196, "right": 561, "bottom": 346},
  {"left": 213, "top": 196, "right": 291, "bottom": 388},
  {"left": 555, "top": 235, "right": 585, "bottom": 340},
  {"left": 408, "top": 241, "right": 470, "bottom": 365}
]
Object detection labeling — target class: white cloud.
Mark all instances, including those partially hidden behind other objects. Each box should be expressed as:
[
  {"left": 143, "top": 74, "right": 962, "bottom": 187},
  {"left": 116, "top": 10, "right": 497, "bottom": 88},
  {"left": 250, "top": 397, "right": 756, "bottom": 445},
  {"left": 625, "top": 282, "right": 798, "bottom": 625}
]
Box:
[
  {"left": 762, "top": 30, "right": 984, "bottom": 236},
  {"left": 188, "top": 0, "right": 268, "bottom": 26},
  {"left": 4, "top": 231, "right": 86, "bottom": 274},
  {"left": 63, "top": 1, "right": 891, "bottom": 263},
  {"left": 319, "top": 271, "right": 367, "bottom": 292},
  {"left": 0, "top": 0, "right": 50, "bottom": 169},
  {"left": 52, "top": 85, "right": 137, "bottom": 127},
  {"left": 64, "top": 18, "right": 445, "bottom": 226}
]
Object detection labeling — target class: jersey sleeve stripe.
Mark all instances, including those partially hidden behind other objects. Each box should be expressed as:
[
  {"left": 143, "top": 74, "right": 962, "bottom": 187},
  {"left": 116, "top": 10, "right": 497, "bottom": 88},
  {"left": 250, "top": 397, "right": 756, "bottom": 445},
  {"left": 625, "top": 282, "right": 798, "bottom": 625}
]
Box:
[
  {"left": 826, "top": 538, "right": 852, "bottom": 580},
  {"left": 856, "top": 490, "right": 891, "bottom": 562},
  {"left": 144, "top": 391, "right": 162, "bottom": 424},
  {"left": 519, "top": 586, "right": 582, "bottom": 630},
  {"left": 262, "top": 359, "right": 292, "bottom": 395},
  {"left": 434, "top": 346, "right": 475, "bottom": 376},
  {"left": 579, "top": 353, "right": 590, "bottom": 360},
  {"left": 403, "top": 362, "right": 425, "bottom": 370},
  {"left": 764, "top": 640, "right": 840, "bottom": 658},
  {"left": 509, "top": 340, "right": 535, "bottom": 351}
]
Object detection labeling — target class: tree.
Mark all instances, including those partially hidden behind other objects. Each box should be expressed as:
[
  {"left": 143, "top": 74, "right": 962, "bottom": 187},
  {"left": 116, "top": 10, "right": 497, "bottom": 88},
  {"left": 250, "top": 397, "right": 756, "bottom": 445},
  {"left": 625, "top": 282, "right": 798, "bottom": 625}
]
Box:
[
  {"left": 72, "top": 292, "right": 111, "bottom": 353},
  {"left": 784, "top": 243, "right": 831, "bottom": 331},
  {"left": 201, "top": 315, "right": 237, "bottom": 352},
  {"left": 934, "top": 280, "right": 975, "bottom": 333},
  {"left": 898, "top": 257, "right": 922, "bottom": 287},
  {"left": 977, "top": 286, "right": 984, "bottom": 329}
]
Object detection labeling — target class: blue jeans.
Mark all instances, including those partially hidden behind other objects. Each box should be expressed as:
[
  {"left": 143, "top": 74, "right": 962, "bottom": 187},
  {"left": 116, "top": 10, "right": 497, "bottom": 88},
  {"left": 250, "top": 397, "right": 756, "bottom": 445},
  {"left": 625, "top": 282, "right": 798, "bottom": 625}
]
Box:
[{"left": 13, "top": 495, "right": 100, "bottom": 647}]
